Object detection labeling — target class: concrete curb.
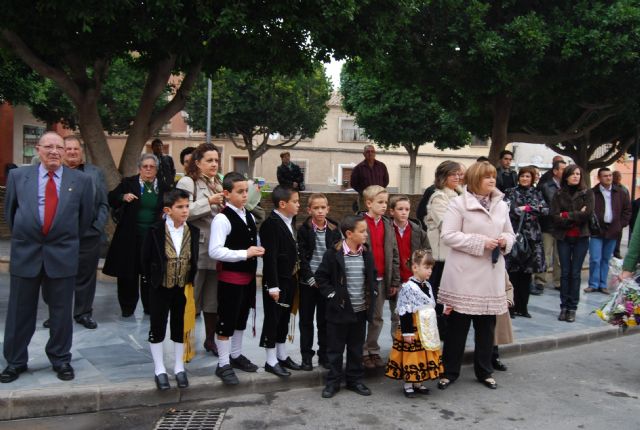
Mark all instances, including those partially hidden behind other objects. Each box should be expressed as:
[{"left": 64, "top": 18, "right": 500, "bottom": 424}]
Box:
[{"left": 0, "top": 325, "right": 636, "bottom": 421}]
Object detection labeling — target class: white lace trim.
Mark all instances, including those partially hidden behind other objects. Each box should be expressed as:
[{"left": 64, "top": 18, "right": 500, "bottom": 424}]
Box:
[{"left": 396, "top": 280, "right": 435, "bottom": 316}]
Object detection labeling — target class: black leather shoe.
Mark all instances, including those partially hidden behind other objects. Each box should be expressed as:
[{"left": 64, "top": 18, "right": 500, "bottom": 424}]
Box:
[
  {"left": 230, "top": 354, "right": 258, "bottom": 372},
  {"left": 278, "top": 356, "right": 302, "bottom": 371},
  {"left": 437, "top": 379, "right": 452, "bottom": 390},
  {"left": 215, "top": 364, "right": 239, "bottom": 385},
  {"left": 203, "top": 337, "right": 219, "bottom": 357},
  {"left": 75, "top": 315, "right": 98, "bottom": 329},
  {"left": 403, "top": 387, "right": 417, "bottom": 398},
  {"left": 155, "top": 373, "right": 170, "bottom": 390},
  {"left": 43, "top": 319, "right": 51, "bottom": 328},
  {"left": 413, "top": 384, "right": 430, "bottom": 395},
  {"left": 346, "top": 382, "right": 371, "bottom": 396},
  {"left": 558, "top": 309, "right": 567, "bottom": 321},
  {"left": 175, "top": 371, "right": 189, "bottom": 388},
  {"left": 566, "top": 310, "right": 576, "bottom": 323},
  {"left": 481, "top": 378, "right": 497, "bottom": 389},
  {"left": 529, "top": 287, "right": 542, "bottom": 296},
  {"left": 301, "top": 358, "right": 313, "bottom": 371},
  {"left": 318, "top": 357, "right": 330, "bottom": 370},
  {"left": 321, "top": 384, "right": 339, "bottom": 398},
  {"left": 121, "top": 310, "right": 134, "bottom": 318},
  {"left": 53, "top": 363, "right": 75, "bottom": 381},
  {"left": 0, "top": 364, "right": 28, "bottom": 383},
  {"left": 492, "top": 358, "right": 508, "bottom": 371},
  {"left": 264, "top": 362, "right": 291, "bottom": 378}
]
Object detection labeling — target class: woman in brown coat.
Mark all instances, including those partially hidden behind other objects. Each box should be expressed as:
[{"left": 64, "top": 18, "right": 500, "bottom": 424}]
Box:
[{"left": 550, "top": 165, "right": 594, "bottom": 323}]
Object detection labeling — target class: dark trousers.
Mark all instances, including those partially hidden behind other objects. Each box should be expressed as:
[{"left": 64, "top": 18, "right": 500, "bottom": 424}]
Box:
[
  {"left": 259, "top": 283, "right": 294, "bottom": 348},
  {"left": 4, "top": 271, "right": 74, "bottom": 367},
  {"left": 326, "top": 311, "right": 367, "bottom": 387},
  {"left": 148, "top": 286, "right": 186, "bottom": 343},
  {"left": 74, "top": 235, "right": 101, "bottom": 318},
  {"left": 117, "top": 235, "right": 149, "bottom": 315},
  {"left": 216, "top": 280, "right": 253, "bottom": 337},
  {"left": 299, "top": 284, "right": 327, "bottom": 361},
  {"left": 442, "top": 311, "right": 496, "bottom": 382},
  {"left": 430, "top": 261, "right": 445, "bottom": 316},
  {"left": 508, "top": 271, "right": 532, "bottom": 314},
  {"left": 557, "top": 237, "right": 589, "bottom": 311}
]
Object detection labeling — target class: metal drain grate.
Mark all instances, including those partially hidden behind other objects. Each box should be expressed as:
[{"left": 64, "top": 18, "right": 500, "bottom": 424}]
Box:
[{"left": 154, "top": 409, "right": 226, "bottom": 430}]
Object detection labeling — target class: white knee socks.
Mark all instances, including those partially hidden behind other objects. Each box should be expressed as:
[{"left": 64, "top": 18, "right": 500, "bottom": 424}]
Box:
[
  {"left": 174, "top": 342, "right": 185, "bottom": 374},
  {"left": 216, "top": 337, "right": 231, "bottom": 367},
  {"left": 149, "top": 342, "right": 166, "bottom": 376},
  {"left": 266, "top": 348, "right": 278, "bottom": 366},
  {"left": 276, "top": 342, "right": 288, "bottom": 361},
  {"left": 230, "top": 330, "right": 244, "bottom": 359}
]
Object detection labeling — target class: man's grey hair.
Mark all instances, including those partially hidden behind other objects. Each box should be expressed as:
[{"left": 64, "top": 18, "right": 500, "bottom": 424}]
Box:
[{"left": 137, "top": 153, "right": 159, "bottom": 168}]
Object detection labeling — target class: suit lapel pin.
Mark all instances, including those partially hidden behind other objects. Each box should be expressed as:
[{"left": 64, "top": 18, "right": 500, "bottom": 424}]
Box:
[{"left": 68, "top": 188, "right": 73, "bottom": 192}]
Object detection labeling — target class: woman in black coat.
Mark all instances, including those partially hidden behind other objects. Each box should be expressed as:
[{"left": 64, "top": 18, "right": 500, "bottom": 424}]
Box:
[
  {"left": 550, "top": 164, "right": 594, "bottom": 323},
  {"left": 103, "top": 153, "right": 169, "bottom": 316},
  {"left": 504, "top": 166, "right": 548, "bottom": 318}
]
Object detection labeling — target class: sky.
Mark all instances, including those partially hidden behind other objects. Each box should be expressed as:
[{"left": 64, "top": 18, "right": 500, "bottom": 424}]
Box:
[{"left": 325, "top": 59, "right": 344, "bottom": 89}]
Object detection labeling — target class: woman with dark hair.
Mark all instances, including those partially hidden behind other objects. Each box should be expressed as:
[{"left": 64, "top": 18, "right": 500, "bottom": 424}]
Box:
[
  {"left": 504, "top": 166, "right": 548, "bottom": 318},
  {"left": 104, "top": 153, "right": 169, "bottom": 316},
  {"left": 551, "top": 164, "right": 594, "bottom": 323},
  {"left": 176, "top": 143, "right": 225, "bottom": 355},
  {"left": 425, "top": 161, "right": 463, "bottom": 308}
]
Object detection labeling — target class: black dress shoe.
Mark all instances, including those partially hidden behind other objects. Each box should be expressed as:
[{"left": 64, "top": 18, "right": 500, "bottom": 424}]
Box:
[
  {"left": 278, "top": 356, "right": 302, "bottom": 371},
  {"left": 121, "top": 310, "right": 134, "bottom": 318},
  {"left": 521, "top": 312, "right": 532, "bottom": 318},
  {"left": 53, "top": 363, "right": 75, "bottom": 381},
  {"left": 155, "top": 373, "right": 170, "bottom": 390},
  {"left": 230, "top": 354, "right": 258, "bottom": 372},
  {"left": 318, "top": 357, "right": 330, "bottom": 370},
  {"left": 264, "top": 362, "right": 291, "bottom": 378},
  {"left": 346, "top": 382, "right": 371, "bottom": 396},
  {"left": 558, "top": 309, "right": 567, "bottom": 321},
  {"left": 0, "top": 364, "right": 28, "bottom": 383},
  {"left": 403, "top": 387, "right": 417, "bottom": 398},
  {"left": 203, "top": 337, "right": 219, "bottom": 357},
  {"left": 300, "top": 358, "right": 313, "bottom": 371},
  {"left": 566, "top": 310, "right": 576, "bottom": 323},
  {"left": 321, "top": 384, "right": 339, "bottom": 398},
  {"left": 175, "top": 371, "right": 189, "bottom": 388},
  {"left": 215, "top": 364, "right": 240, "bottom": 385},
  {"left": 437, "top": 379, "right": 452, "bottom": 390},
  {"left": 413, "top": 385, "right": 430, "bottom": 395},
  {"left": 43, "top": 319, "right": 51, "bottom": 328},
  {"left": 481, "top": 378, "right": 497, "bottom": 389},
  {"left": 75, "top": 315, "right": 98, "bottom": 329},
  {"left": 492, "top": 358, "right": 508, "bottom": 371}
]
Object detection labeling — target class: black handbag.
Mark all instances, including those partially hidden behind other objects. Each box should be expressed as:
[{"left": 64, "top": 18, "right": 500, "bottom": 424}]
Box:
[
  {"left": 510, "top": 213, "right": 531, "bottom": 263},
  {"left": 589, "top": 212, "right": 602, "bottom": 236}
]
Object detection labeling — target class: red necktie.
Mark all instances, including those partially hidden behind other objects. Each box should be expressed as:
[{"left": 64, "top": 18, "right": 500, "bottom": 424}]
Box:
[{"left": 42, "top": 171, "right": 58, "bottom": 235}]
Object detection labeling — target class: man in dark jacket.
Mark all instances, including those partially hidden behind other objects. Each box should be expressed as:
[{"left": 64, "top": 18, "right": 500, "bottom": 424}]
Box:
[
  {"left": 532, "top": 159, "right": 566, "bottom": 294},
  {"left": 585, "top": 168, "right": 631, "bottom": 294},
  {"left": 151, "top": 138, "right": 176, "bottom": 190},
  {"left": 496, "top": 150, "right": 518, "bottom": 193},
  {"left": 276, "top": 151, "right": 305, "bottom": 191}
]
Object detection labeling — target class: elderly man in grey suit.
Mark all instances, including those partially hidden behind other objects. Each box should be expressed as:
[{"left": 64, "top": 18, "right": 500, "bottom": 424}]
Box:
[
  {"left": 42, "top": 136, "right": 108, "bottom": 330},
  {"left": 1, "top": 132, "right": 93, "bottom": 383}
]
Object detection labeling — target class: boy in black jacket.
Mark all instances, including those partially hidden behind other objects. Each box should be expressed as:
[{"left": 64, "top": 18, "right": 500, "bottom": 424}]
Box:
[
  {"left": 316, "top": 215, "right": 377, "bottom": 399},
  {"left": 297, "top": 193, "right": 342, "bottom": 370},
  {"left": 259, "top": 185, "right": 301, "bottom": 377},
  {"left": 141, "top": 189, "right": 199, "bottom": 390}
]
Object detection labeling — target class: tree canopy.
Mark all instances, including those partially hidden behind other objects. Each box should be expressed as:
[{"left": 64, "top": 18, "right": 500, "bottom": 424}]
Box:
[
  {"left": 186, "top": 63, "right": 331, "bottom": 176},
  {"left": 341, "top": 58, "right": 470, "bottom": 193}
]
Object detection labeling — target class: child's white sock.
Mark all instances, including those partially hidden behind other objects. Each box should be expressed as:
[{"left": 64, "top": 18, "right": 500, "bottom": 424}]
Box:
[
  {"left": 149, "top": 342, "right": 166, "bottom": 376},
  {"left": 276, "top": 342, "right": 288, "bottom": 361},
  {"left": 404, "top": 382, "right": 414, "bottom": 391},
  {"left": 230, "top": 330, "right": 244, "bottom": 359},
  {"left": 174, "top": 342, "right": 185, "bottom": 374},
  {"left": 216, "top": 337, "right": 231, "bottom": 367},
  {"left": 266, "top": 348, "right": 278, "bottom": 366}
]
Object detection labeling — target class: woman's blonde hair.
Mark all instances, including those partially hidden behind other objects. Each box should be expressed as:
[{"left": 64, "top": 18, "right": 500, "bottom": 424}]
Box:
[{"left": 464, "top": 161, "right": 497, "bottom": 194}]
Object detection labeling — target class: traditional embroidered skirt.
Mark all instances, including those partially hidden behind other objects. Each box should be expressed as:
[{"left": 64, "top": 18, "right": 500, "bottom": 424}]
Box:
[{"left": 385, "top": 314, "right": 443, "bottom": 382}]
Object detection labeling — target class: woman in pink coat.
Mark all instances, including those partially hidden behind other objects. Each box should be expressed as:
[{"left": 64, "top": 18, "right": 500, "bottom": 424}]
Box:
[{"left": 436, "top": 162, "right": 515, "bottom": 391}]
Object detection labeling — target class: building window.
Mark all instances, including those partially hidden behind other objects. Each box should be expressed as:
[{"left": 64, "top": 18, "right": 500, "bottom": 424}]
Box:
[
  {"left": 399, "top": 165, "right": 422, "bottom": 194},
  {"left": 338, "top": 164, "right": 355, "bottom": 189},
  {"left": 470, "top": 136, "right": 488, "bottom": 147},
  {"left": 232, "top": 156, "right": 249, "bottom": 176},
  {"left": 339, "top": 117, "right": 368, "bottom": 142},
  {"left": 23, "top": 125, "right": 45, "bottom": 164}
]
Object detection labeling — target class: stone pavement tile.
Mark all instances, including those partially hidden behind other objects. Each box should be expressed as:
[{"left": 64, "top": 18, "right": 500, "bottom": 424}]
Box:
[{"left": 77, "top": 344, "right": 151, "bottom": 369}]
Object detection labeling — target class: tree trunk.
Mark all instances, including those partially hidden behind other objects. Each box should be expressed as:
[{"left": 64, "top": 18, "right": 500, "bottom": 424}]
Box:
[
  {"left": 576, "top": 134, "right": 591, "bottom": 186},
  {"left": 403, "top": 143, "right": 419, "bottom": 194},
  {"left": 488, "top": 93, "right": 512, "bottom": 165},
  {"left": 76, "top": 97, "right": 121, "bottom": 190}
]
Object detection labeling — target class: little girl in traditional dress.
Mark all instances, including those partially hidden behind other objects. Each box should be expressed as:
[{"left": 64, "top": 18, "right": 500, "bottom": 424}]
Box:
[{"left": 385, "top": 249, "right": 444, "bottom": 397}]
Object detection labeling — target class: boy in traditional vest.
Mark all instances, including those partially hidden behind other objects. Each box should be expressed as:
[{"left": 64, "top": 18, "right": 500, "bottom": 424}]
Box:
[
  {"left": 142, "top": 189, "right": 199, "bottom": 390},
  {"left": 259, "top": 185, "right": 302, "bottom": 377},
  {"left": 208, "top": 172, "right": 265, "bottom": 385},
  {"left": 297, "top": 193, "right": 341, "bottom": 370}
]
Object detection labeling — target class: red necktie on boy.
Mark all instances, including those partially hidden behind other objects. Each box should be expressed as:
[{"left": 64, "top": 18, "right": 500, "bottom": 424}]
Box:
[{"left": 42, "top": 171, "right": 58, "bottom": 235}]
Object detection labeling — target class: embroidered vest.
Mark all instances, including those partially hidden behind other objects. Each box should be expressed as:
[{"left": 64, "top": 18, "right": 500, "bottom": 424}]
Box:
[{"left": 164, "top": 224, "right": 192, "bottom": 288}]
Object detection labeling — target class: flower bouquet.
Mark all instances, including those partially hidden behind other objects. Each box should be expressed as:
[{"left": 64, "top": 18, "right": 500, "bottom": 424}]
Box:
[{"left": 595, "top": 274, "right": 640, "bottom": 330}]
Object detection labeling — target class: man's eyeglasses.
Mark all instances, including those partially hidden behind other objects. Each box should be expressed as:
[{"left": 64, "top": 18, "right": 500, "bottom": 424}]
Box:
[
  {"left": 141, "top": 164, "right": 157, "bottom": 169},
  {"left": 38, "top": 145, "right": 64, "bottom": 153}
]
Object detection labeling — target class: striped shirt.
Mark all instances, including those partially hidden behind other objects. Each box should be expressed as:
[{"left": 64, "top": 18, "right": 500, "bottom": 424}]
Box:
[
  {"left": 344, "top": 253, "right": 366, "bottom": 312},
  {"left": 309, "top": 229, "right": 327, "bottom": 274}
]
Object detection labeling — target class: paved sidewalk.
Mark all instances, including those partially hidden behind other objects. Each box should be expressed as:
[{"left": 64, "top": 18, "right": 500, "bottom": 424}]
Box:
[{"left": 0, "top": 237, "right": 636, "bottom": 420}]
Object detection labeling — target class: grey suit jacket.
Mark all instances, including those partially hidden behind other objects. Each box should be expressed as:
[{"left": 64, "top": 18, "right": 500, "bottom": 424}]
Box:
[
  {"left": 5, "top": 165, "right": 94, "bottom": 278},
  {"left": 80, "top": 163, "right": 109, "bottom": 240}
]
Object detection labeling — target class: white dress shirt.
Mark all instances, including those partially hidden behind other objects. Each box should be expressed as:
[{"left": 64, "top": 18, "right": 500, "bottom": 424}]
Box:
[
  {"left": 599, "top": 184, "right": 613, "bottom": 224},
  {"left": 208, "top": 203, "right": 255, "bottom": 262},
  {"left": 166, "top": 217, "right": 185, "bottom": 255}
]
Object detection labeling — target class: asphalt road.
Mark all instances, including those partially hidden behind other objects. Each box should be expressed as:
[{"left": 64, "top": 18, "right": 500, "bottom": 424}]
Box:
[{"left": 2, "top": 335, "right": 638, "bottom": 430}]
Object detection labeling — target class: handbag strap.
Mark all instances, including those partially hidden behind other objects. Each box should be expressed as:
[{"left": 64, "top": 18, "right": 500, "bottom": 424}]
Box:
[{"left": 516, "top": 212, "right": 526, "bottom": 234}]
